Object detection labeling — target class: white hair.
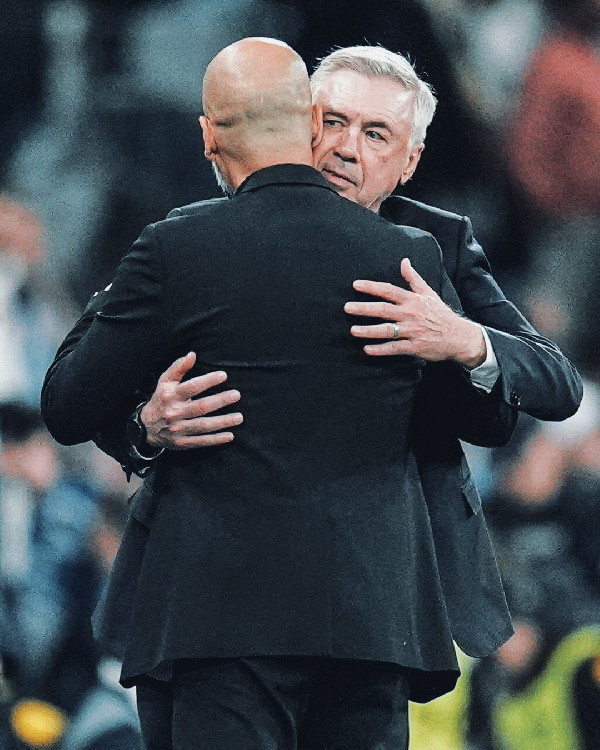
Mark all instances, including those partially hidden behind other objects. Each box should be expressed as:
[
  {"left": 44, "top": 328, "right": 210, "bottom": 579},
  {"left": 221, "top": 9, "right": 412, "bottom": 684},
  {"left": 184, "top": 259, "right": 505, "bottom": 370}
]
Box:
[
  {"left": 311, "top": 46, "right": 437, "bottom": 148},
  {"left": 212, "top": 162, "right": 234, "bottom": 197}
]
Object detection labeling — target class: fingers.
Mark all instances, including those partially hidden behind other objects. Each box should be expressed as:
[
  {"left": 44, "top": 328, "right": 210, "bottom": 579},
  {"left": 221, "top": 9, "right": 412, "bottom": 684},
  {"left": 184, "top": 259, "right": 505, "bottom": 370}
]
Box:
[
  {"left": 363, "top": 340, "right": 415, "bottom": 356},
  {"left": 172, "top": 412, "right": 243, "bottom": 437},
  {"left": 400, "top": 258, "right": 414, "bottom": 286},
  {"left": 400, "top": 257, "right": 433, "bottom": 296},
  {"left": 350, "top": 322, "right": 403, "bottom": 339},
  {"left": 158, "top": 352, "right": 198, "bottom": 385},
  {"left": 351, "top": 260, "right": 434, "bottom": 303},
  {"left": 170, "top": 432, "right": 236, "bottom": 450},
  {"left": 188, "top": 389, "right": 241, "bottom": 416},
  {"left": 162, "top": 410, "right": 243, "bottom": 450},
  {"left": 352, "top": 279, "right": 410, "bottom": 304},
  {"left": 173, "top": 391, "right": 242, "bottom": 424},
  {"left": 344, "top": 300, "right": 403, "bottom": 320},
  {"left": 177, "top": 372, "right": 233, "bottom": 401}
]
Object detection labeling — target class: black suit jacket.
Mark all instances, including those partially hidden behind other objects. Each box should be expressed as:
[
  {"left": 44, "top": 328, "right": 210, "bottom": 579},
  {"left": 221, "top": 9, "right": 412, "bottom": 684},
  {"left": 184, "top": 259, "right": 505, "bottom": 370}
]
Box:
[
  {"left": 378, "top": 196, "right": 582, "bottom": 658},
  {"left": 64, "top": 184, "right": 584, "bottom": 691},
  {"left": 116, "top": 192, "right": 580, "bottom": 658},
  {"left": 43, "top": 165, "right": 498, "bottom": 702}
]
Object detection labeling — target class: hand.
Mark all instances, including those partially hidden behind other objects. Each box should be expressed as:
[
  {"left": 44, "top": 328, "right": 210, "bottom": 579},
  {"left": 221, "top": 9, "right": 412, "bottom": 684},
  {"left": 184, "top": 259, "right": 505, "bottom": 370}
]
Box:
[
  {"left": 140, "top": 352, "right": 243, "bottom": 450},
  {"left": 344, "top": 258, "right": 486, "bottom": 368}
]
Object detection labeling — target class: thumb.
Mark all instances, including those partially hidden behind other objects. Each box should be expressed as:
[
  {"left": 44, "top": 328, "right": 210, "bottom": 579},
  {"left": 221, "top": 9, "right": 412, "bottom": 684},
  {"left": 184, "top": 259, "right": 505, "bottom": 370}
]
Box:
[
  {"left": 158, "top": 352, "right": 197, "bottom": 384},
  {"left": 401, "top": 258, "right": 434, "bottom": 296}
]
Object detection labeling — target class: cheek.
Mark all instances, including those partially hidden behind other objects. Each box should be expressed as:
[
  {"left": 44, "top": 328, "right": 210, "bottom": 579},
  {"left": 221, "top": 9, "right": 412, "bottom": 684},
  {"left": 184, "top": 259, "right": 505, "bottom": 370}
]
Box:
[
  {"left": 312, "top": 134, "right": 338, "bottom": 164},
  {"left": 360, "top": 155, "right": 388, "bottom": 189},
  {"left": 374, "top": 157, "right": 403, "bottom": 191}
]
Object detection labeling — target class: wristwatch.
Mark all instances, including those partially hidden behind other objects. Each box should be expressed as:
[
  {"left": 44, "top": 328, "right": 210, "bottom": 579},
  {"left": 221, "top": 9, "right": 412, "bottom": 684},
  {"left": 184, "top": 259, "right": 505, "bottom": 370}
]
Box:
[{"left": 126, "top": 402, "right": 165, "bottom": 462}]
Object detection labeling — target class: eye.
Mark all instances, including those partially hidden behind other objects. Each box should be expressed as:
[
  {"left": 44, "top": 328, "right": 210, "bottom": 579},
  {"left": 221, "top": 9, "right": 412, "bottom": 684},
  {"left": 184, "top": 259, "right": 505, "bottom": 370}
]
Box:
[
  {"left": 366, "top": 130, "right": 386, "bottom": 142},
  {"left": 323, "top": 118, "right": 344, "bottom": 128}
]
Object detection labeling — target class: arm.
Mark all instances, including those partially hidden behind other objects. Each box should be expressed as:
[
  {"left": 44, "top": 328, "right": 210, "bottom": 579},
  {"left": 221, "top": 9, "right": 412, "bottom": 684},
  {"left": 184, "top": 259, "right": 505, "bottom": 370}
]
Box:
[
  {"left": 76, "top": 231, "right": 512, "bottom": 458},
  {"left": 95, "top": 353, "right": 243, "bottom": 477},
  {"left": 41, "top": 224, "right": 168, "bottom": 445},
  {"left": 41, "top": 284, "right": 242, "bottom": 472},
  {"left": 345, "top": 256, "right": 517, "bottom": 448},
  {"left": 345, "top": 257, "right": 488, "bottom": 368},
  {"left": 63, "top": 205, "right": 241, "bottom": 474},
  {"left": 40, "top": 286, "right": 149, "bottom": 468},
  {"left": 345, "top": 216, "right": 583, "bottom": 421},
  {"left": 413, "top": 361, "right": 517, "bottom": 450},
  {"left": 41, "top": 224, "right": 242, "bottom": 449},
  {"left": 450, "top": 216, "right": 582, "bottom": 421}
]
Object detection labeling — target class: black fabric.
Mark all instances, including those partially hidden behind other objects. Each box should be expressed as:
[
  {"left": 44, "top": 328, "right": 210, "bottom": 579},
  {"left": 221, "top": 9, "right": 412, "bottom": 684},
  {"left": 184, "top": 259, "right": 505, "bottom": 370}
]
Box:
[
  {"left": 78, "top": 181, "right": 583, "bottom": 699},
  {"left": 136, "top": 676, "right": 173, "bottom": 750},
  {"left": 379, "top": 195, "right": 582, "bottom": 656},
  {"left": 81, "top": 185, "right": 584, "bottom": 694},
  {"left": 44, "top": 165, "right": 466, "bottom": 702},
  {"left": 137, "top": 656, "right": 410, "bottom": 750},
  {"left": 380, "top": 196, "right": 582, "bottom": 422}
]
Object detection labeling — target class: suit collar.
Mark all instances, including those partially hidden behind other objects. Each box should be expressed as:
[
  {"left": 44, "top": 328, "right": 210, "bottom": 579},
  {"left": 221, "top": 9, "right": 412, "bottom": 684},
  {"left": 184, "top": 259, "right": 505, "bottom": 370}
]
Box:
[
  {"left": 379, "top": 195, "right": 412, "bottom": 220},
  {"left": 235, "top": 164, "right": 338, "bottom": 196}
]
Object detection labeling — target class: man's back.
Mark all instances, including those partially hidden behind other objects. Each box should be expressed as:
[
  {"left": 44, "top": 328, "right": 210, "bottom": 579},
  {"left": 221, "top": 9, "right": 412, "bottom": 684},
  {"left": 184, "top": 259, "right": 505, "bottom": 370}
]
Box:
[
  {"left": 43, "top": 164, "right": 460, "bottom": 701},
  {"left": 158, "top": 167, "right": 442, "bottom": 485}
]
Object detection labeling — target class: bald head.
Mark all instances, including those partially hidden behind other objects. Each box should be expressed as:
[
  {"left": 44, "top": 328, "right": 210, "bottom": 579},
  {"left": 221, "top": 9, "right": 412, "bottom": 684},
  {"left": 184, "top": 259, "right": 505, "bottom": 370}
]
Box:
[{"left": 200, "top": 38, "right": 318, "bottom": 190}]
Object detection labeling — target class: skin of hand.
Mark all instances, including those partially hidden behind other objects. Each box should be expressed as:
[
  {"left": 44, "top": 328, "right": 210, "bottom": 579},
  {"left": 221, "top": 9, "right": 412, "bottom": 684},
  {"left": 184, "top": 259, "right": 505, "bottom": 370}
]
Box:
[
  {"left": 140, "top": 352, "right": 243, "bottom": 450},
  {"left": 344, "top": 258, "right": 487, "bottom": 368}
]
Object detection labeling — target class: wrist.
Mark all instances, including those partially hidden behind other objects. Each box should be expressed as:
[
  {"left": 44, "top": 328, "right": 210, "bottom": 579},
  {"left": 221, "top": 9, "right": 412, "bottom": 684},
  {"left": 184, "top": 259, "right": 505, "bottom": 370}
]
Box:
[
  {"left": 453, "top": 318, "right": 487, "bottom": 370},
  {"left": 140, "top": 402, "right": 161, "bottom": 448},
  {"left": 127, "top": 402, "right": 164, "bottom": 461}
]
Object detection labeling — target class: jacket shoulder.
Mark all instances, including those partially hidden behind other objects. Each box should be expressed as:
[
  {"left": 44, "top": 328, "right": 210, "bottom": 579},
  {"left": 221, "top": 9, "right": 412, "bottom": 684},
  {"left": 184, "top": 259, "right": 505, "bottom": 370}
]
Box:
[
  {"left": 382, "top": 195, "right": 465, "bottom": 226},
  {"left": 166, "top": 197, "right": 228, "bottom": 219},
  {"left": 388, "top": 222, "right": 438, "bottom": 242}
]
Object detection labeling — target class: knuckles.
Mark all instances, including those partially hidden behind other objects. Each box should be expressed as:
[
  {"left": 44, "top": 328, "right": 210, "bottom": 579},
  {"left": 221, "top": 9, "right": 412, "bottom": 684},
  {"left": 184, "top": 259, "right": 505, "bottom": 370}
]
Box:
[{"left": 163, "top": 407, "right": 179, "bottom": 422}]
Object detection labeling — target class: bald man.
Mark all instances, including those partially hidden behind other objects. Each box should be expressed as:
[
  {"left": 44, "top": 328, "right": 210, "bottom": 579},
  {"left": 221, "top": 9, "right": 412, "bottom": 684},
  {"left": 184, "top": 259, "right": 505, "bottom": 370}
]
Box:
[{"left": 42, "top": 39, "right": 514, "bottom": 749}]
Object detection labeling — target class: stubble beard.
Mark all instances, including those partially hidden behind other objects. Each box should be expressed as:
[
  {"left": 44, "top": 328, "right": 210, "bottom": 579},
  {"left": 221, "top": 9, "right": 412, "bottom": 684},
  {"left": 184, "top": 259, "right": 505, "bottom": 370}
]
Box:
[{"left": 212, "top": 162, "right": 234, "bottom": 198}]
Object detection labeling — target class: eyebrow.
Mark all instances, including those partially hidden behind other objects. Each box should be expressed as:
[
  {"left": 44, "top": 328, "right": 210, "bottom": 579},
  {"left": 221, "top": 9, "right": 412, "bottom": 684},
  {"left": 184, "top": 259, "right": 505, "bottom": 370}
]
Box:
[
  {"left": 323, "top": 109, "right": 350, "bottom": 123},
  {"left": 364, "top": 120, "right": 392, "bottom": 132},
  {"left": 323, "top": 109, "right": 393, "bottom": 134}
]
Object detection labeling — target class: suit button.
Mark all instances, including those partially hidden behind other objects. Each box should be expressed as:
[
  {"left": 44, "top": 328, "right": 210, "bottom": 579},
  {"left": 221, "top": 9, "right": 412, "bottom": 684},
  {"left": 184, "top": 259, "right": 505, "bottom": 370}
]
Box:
[{"left": 509, "top": 390, "right": 522, "bottom": 407}]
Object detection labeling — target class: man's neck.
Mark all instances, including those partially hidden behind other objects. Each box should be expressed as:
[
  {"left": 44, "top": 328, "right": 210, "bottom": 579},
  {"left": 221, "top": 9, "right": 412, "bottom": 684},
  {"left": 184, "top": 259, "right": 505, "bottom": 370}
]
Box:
[{"left": 226, "top": 150, "right": 314, "bottom": 191}]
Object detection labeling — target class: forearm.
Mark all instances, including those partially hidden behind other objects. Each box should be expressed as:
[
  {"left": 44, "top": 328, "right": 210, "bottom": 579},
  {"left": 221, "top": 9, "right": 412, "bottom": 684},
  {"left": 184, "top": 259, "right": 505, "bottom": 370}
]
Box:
[
  {"left": 42, "top": 225, "right": 166, "bottom": 445},
  {"left": 41, "top": 293, "right": 112, "bottom": 444},
  {"left": 455, "top": 218, "right": 583, "bottom": 420},
  {"left": 42, "top": 323, "right": 153, "bottom": 445},
  {"left": 484, "top": 322, "right": 582, "bottom": 420}
]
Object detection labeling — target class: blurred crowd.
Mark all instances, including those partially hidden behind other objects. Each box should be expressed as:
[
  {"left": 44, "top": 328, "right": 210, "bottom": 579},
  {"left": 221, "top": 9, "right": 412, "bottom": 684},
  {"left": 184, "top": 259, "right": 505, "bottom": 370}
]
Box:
[{"left": 1, "top": 0, "right": 599, "bottom": 747}]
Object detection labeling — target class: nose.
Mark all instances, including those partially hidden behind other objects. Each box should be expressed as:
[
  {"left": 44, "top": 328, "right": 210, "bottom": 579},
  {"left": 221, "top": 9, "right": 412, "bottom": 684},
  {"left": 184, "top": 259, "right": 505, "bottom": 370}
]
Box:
[{"left": 334, "top": 128, "right": 360, "bottom": 163}]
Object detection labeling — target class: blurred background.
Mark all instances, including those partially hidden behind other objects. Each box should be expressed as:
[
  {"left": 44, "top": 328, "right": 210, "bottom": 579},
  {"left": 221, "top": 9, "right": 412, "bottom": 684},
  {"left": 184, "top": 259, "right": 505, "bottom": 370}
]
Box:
[{"left": 1, "top": 0, "right": 599, "bottom": 747}]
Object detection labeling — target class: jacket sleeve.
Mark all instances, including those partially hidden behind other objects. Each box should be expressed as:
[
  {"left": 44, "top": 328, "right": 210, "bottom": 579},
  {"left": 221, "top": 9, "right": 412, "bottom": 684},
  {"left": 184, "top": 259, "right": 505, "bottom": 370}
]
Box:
[
  {"left": 41, "top": 224, "right": 168, "bottom": 446},
  {"left": 416, "top": 243, "right": 517, "bottom": 449},
  {"left": 453, "top": 217, "right": 582, "bottom": 421},
  {"left": 413, "top": 362, "right": 517, "bottom": 450}
]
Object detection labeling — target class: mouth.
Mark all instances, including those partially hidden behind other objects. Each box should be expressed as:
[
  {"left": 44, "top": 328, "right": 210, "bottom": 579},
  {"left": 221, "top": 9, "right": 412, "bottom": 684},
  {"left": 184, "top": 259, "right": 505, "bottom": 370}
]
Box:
[{"left": 322, "top": 168, "right": 357, "bottom": 188}]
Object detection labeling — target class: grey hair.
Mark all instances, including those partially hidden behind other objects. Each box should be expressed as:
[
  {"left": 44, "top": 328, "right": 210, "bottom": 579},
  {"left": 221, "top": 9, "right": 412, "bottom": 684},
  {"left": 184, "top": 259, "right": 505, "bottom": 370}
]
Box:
[
  {"left": 311, "top": 46, "right": 437, "bottom": 148},
  {"left": 211, "top": 162, "right": 234, "bottom": 197}
]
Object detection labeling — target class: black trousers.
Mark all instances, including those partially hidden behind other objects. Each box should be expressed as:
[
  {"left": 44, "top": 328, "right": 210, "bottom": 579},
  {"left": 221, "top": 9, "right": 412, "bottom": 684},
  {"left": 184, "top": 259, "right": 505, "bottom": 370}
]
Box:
[{"left": 135, "top": 656, "right": 410, "bottom": 749}]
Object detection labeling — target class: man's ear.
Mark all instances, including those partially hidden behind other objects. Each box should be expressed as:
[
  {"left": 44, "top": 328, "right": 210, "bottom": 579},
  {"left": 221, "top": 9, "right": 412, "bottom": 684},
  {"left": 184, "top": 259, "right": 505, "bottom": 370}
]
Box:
[
  {"left": 399, "top": 143, "right": 424, "bottom": 185},
  {"left": 199, "top": 115, "right": 218, "bottom": 161},
  {"left": 311, "top": 104, "right": 324, "bottom": 150}
]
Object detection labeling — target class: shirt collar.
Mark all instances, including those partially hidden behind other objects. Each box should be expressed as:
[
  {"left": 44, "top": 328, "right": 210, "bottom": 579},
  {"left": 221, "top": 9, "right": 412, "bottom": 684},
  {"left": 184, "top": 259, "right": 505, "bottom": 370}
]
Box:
[{"left": 235, "top": 164, "right": 338, "bottom": 197}]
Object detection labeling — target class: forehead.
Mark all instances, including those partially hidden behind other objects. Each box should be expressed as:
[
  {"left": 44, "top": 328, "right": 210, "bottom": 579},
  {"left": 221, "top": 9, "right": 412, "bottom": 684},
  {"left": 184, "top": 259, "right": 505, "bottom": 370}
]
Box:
[{"left": 315, "top": 70, "right": 415, "bottom": 131}]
